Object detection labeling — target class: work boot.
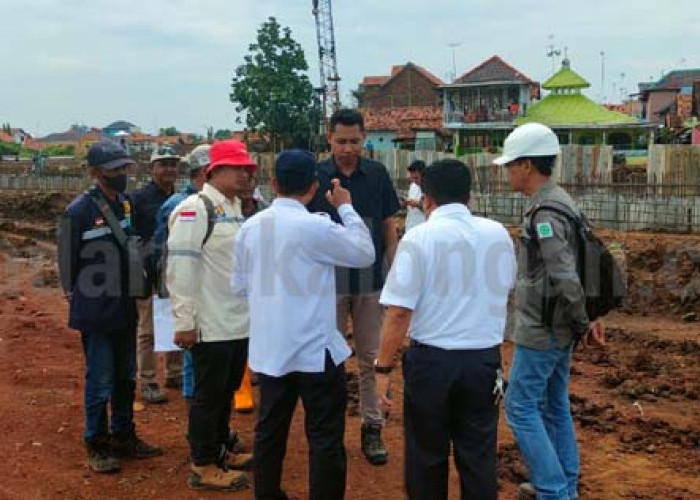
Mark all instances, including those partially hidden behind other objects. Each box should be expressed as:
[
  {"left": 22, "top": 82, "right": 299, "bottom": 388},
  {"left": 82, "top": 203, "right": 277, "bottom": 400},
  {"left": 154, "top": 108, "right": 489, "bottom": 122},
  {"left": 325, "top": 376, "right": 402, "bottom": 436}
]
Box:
[
  {"left": 164, "top": 377, "right": 182, "bottom": 390},
  {"left": 188, "top": 464, "right": 249, "bottom": 492},
  {"left": 141, "top": 383, "right": 168, "bottom": 404},
  {"left": 111, "top": 430, "right": 163, "bottom": 459},
  {"left": 361, "top": 424, "right": 388, "bottom": 465},
  {"left": 226, "top": 451, "right": 253, "bottom": 471},
  {"left": 85, "top": 435, "right": 120, "bottom": 473},
  {"left": 518, "top": 482, "right": 536, "bottom": 500}
]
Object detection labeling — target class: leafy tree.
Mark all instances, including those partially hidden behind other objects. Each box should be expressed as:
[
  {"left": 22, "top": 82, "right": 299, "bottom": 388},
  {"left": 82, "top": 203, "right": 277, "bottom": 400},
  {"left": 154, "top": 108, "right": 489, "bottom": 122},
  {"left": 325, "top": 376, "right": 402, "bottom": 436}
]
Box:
[
  {"left": 159, "top": 126, "right": 181, "bottom": 137},
  {"left": 214, "top": 129, "right": 232, "bottom": 140},
  {"left": 230, "top": 17, "right": 314, "bottom": 151}
]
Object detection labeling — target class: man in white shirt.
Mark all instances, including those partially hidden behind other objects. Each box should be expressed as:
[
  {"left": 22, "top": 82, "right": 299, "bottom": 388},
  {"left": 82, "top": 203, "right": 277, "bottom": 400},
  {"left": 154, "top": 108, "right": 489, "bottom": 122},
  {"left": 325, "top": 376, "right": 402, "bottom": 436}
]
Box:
[
  {"left": 376, "top": 159, "right": 516, "bottom": 499},
  {"left": 403, "top": 160, "right": 426, "bottom": 232},
  {"left": 167, "top": 140, "right": 254, "bottom": 492},
  {"left": 233, "top": 150, "right": 375, "bottom": 500}
]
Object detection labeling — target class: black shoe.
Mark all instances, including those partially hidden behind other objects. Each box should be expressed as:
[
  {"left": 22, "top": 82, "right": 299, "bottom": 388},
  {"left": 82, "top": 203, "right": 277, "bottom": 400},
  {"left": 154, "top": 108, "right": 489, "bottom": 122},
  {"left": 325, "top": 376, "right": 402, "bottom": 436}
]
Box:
[
  {"left": 86, "top": 435, "right": 120, "bottom": 473},
  {"left": 111, "top": 430, "right": 163, "bottom": 459},
  {"left": 361, "top": 424, "right": 388, "bottom": 465}
]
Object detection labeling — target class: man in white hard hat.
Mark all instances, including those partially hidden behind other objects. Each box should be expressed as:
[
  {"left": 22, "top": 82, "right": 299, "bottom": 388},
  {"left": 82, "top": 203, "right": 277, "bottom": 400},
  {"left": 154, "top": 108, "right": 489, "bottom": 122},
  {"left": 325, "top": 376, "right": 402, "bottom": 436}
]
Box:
[{"left": 496, "top": 123, "right": 603, "bottom": 500}]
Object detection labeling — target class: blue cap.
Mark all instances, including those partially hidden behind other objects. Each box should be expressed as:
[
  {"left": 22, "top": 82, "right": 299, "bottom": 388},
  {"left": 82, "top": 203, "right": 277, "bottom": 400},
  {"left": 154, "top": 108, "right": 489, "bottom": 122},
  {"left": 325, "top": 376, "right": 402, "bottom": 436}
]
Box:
[
  {"left": 275, "top": 149, "right": 317, "bottom": 181},
  {"left": 87, "top": 140, "right": 136, "bottom": 170}
]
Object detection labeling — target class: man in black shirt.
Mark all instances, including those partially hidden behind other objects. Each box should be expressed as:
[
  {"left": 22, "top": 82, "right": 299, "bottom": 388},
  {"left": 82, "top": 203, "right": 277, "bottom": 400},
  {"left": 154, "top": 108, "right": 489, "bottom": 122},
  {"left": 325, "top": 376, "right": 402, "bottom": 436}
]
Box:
[
  {"left": 307, "top": 109, "right": 400, "bottom": 465},
  {"left": 129, "top": 146, "right": 182, "bottom": 403}
]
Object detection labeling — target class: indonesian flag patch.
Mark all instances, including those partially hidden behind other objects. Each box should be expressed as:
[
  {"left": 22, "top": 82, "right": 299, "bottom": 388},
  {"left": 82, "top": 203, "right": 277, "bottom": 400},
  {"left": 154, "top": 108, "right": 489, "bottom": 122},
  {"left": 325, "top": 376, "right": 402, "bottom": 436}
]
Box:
[{"left": 179, "top": 211, "right": 197, "bottom": 222}]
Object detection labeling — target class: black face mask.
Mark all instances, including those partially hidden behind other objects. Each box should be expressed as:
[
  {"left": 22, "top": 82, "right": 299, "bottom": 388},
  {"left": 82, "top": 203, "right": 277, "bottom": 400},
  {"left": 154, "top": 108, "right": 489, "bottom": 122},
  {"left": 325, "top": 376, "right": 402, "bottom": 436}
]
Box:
[{"left": 103, "top": 173, "right": 127, "bottom": 193}]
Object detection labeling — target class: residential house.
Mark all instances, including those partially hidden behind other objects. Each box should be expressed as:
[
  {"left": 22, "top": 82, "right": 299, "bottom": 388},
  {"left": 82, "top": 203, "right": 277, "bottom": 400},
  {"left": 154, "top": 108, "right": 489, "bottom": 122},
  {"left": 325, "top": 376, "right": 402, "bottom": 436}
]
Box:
[
  {"left": 355, "top": 62, "right": 449, "bottom": 151},
  {"left": 440, "top": 55, "right": 540, "bottom": 154},
  {"left": 638, "top": 69, "right": 700, "bottom": 127},
  {"left": 517, "top": 59, "right": 652, "bottom": 149}
]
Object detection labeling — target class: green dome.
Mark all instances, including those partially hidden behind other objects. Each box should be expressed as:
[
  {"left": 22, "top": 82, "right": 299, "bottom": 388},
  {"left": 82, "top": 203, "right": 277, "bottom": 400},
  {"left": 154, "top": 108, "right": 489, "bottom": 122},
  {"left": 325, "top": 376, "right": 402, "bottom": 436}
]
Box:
[
  {"left": 516, "top": 94, "right": 637, "bottom": 125},
  {"left": 542, "top": 59, "right": 590, "bottom": 90}
]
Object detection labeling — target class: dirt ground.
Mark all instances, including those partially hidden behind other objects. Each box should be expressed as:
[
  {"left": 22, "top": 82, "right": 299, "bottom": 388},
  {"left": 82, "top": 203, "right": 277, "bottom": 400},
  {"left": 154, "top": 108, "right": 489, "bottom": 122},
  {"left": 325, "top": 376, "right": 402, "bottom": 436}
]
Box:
[{"left": 0, "top": 192, "right": 699, "bottom": 499}]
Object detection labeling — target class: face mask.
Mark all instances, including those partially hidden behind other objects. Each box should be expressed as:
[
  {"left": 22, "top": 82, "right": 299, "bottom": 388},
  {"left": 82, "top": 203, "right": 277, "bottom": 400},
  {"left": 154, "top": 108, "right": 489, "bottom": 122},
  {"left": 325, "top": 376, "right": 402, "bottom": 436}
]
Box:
[{"left": 103, "top": 173, "right": 127, "bottom": 193}]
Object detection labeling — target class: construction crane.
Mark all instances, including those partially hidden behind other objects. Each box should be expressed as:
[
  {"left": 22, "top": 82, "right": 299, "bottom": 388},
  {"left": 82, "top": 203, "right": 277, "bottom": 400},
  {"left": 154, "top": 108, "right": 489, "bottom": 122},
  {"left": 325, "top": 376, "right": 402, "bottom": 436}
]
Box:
[{"left": 312, "top": 0, "right": 341, "bottom": 136}]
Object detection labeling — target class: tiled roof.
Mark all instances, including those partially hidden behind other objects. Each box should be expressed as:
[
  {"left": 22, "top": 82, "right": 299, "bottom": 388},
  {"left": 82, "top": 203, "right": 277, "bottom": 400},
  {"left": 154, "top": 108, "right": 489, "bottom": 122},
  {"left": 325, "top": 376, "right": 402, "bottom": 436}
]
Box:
[
  {"left": 362, "top": 106, "right": 445, "bottom": 133},
  {"left": 39, "top": 127, "right": 86, "bottom": 142},
  {"left": 359, "top": 62, "right": 444, "bottom": 89},
  {"left": 104, "top": 120, "right": 136, "bottom": 130},
  {"left": 654, "top": 69, "right": 700, "bottom": 90},
  {"left": 516, "top": 94, "right": 638, "bottom": 126},
  {"left": 0, "top": 131, "right": 13, "bottom": 143},
  {"left": 454, "top": 55, "right": 533, "bottom": 84}
]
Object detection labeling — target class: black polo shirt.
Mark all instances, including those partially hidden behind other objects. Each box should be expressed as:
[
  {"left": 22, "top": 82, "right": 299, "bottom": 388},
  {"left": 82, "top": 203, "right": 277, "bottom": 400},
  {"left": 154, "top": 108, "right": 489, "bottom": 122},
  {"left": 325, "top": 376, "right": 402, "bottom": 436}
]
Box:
[{"left": 307, "top": 156, "right": 400, "bottom": 294}]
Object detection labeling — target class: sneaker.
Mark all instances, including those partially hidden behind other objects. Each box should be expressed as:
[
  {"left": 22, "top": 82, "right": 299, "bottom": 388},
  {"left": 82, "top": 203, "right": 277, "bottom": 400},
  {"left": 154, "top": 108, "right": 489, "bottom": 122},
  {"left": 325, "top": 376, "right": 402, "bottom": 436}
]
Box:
[
  {"left": 188, "top": 464, "right": 249, "bottom": 492},
  {"left": 164, "top": 377, "right": 182, "bottom": 390},
  {"left": 86, "top": 435, "right": 120, "bottom": 473},
  {"left": 518, "top": 482, "right": 536, "bottom": 500},
  {"left": 226, "top": 451, "right": 253, "bottom": 471},
  {"left": 361, "top": 424, "right": 388, "bottom": 465},
  {"left": 111, "top": 430, "right": 164, "bottom": 459},
  {"left": 141, "top": 383, "right": 168, "bottom": 404}
]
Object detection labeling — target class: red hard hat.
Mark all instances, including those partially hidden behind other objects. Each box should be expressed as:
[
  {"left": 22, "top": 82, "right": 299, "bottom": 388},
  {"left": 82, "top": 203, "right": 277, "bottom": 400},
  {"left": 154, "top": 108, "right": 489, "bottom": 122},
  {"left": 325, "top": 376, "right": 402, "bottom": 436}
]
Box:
[{"left": 206, "top": 140, "right": 257, "bottom": 174}]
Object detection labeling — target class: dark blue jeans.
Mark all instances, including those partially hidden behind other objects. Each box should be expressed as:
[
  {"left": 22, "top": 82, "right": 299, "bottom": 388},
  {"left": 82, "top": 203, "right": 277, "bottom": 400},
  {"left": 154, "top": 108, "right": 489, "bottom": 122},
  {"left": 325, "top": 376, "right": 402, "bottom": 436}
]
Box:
[{"left": 80, "top": 327, "right": 137, "bottom": 442}]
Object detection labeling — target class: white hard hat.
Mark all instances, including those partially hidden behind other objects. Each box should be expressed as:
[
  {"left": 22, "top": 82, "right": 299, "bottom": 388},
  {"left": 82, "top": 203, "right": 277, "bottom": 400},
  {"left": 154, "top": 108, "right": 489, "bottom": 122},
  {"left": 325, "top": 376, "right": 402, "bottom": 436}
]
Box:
[
  {"left": 150, "top": 146, "right": 180, "bottom": 164},
  {"left": 493, "top": 122, "right": 561, "bottom": 166}
]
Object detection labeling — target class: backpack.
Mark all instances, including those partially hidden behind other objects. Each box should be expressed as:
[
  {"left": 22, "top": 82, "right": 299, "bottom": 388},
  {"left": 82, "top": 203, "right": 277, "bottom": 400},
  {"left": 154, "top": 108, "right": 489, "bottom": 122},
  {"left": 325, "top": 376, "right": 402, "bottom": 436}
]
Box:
[
  {"left": 529, "top": 201, "right": 625, "bottom": 323},
  {"left": 156, "top": 193, "right": 216, "bottom": 298}
]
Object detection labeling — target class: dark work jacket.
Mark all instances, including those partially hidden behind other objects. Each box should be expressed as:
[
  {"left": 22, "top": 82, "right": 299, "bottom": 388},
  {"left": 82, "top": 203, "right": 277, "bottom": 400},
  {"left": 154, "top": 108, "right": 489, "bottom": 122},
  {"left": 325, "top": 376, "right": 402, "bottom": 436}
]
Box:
[
  {"left": 57, "top": 185, "right": 137, "bottom": 333},
  {"left": 306, "top": 156, "right": 400, "bottom": 294}
]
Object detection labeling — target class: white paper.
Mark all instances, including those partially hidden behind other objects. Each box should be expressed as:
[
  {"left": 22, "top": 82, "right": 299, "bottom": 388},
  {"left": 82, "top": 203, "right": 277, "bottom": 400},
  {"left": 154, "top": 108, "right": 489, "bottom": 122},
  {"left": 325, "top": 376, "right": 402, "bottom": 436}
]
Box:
[{"left": 153, "top": 297, "right": 181, "bottom": 352}]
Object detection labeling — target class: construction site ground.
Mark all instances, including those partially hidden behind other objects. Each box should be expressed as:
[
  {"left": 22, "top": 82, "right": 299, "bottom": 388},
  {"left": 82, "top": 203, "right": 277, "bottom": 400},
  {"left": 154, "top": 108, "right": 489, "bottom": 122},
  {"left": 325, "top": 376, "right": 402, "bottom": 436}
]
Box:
[{"left": 0, "top": 191, "right": 698, "bottom": 499}]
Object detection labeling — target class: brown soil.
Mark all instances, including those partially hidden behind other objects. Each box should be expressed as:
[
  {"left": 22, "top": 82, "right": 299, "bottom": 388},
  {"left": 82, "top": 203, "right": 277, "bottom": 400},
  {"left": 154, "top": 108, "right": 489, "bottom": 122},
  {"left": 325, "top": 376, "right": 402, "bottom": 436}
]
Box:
[{"left": 0, "top": 196, "right": 699, "bottom": 499}]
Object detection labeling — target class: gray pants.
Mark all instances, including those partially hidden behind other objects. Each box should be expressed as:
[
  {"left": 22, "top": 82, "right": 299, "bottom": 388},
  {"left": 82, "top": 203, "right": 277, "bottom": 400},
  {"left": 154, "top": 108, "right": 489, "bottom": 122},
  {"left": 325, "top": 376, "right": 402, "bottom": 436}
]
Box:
[
  {"left": 136, "top": 297, "right": 182, "bottom": 385},
  {"left": 337, "top": 292, "right": 383, "bottom": 426}
]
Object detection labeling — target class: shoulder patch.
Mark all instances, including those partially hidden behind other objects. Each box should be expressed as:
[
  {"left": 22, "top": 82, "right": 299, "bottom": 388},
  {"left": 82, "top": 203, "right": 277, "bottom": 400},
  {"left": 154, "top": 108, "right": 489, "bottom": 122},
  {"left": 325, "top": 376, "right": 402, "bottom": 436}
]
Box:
[
  {"left": 536, "top": 222, "right": 554, "bottom": 239},
  {"left": 179, "top": 211, "right": 197, "bottom": 222}
]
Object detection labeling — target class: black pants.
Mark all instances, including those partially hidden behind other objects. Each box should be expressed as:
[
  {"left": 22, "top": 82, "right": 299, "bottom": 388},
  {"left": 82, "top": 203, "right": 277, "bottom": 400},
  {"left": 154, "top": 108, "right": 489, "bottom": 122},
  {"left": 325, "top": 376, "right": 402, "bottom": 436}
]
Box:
[
  {"left": 189, "top": 338, "right": 248, "bottom": 465},
  {"left": 403, "top": 343, "right": 501, "bottom": 500},
  {"left": 254, "top": 352, "right": 347, "bottom": 500}
]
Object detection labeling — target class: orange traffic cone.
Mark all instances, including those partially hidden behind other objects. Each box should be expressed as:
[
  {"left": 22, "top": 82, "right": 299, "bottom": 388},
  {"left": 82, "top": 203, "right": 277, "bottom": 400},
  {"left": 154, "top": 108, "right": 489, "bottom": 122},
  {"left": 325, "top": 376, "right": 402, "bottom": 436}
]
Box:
[{"left": 234, "top": 365, "right": 254, "bottom": 413}]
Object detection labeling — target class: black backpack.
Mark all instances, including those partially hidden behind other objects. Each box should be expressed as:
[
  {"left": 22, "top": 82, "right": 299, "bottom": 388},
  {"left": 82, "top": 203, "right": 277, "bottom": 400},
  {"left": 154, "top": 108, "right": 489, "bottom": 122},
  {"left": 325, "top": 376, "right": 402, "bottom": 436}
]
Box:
[
  {"left": 156, "top": 193, "right": 216, "bottom": 298},
  {"left": 529, "top": 201, "right": 625, "bottom": 322}
]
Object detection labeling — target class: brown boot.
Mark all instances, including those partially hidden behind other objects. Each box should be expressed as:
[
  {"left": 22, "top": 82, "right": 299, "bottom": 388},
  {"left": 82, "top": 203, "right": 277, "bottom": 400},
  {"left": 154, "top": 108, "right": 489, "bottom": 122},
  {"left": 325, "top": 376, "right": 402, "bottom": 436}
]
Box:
[
  {"left": 188, "top": 464, "right": 249, "bottom": 491},
  {"left": 226, "top": 451, "right": 253, "bottom": 471}
]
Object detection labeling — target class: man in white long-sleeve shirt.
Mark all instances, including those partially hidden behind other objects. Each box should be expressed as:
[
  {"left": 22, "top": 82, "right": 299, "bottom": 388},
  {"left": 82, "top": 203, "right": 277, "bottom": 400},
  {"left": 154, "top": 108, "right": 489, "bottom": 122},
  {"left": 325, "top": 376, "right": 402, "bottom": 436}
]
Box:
[{"left": 233, "top": 150, "right": 375, "bottom": 500}]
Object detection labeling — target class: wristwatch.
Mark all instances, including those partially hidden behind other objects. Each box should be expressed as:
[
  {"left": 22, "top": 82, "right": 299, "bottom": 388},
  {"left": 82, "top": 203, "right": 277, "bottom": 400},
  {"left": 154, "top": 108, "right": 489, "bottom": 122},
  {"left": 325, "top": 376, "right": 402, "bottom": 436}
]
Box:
[{"left": 373, "top": 359, "right": 392, "bottom": 374}]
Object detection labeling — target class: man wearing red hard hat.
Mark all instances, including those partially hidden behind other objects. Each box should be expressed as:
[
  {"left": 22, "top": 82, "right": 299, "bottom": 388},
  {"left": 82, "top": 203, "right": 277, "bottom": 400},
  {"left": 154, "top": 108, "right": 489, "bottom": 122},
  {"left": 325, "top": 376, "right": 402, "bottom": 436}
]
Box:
[{"left": 166, "top": 140, "right": 255, "bottom": 492}]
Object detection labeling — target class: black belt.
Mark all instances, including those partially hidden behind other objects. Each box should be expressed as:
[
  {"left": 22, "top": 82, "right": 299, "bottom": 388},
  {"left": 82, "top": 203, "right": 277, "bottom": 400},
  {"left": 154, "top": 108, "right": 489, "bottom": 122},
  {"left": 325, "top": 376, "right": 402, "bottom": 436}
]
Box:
[
  {"left": 409, "top": 339, "right": 501, "bottom": 353},
  {"left": 409, "top": 339, "right": 431, "bottom": 348}
]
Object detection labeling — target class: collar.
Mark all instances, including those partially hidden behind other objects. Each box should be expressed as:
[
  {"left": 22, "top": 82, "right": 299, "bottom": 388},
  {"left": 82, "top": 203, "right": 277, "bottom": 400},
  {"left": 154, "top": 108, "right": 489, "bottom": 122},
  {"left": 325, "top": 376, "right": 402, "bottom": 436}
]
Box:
[
  {"left": 202, "top": 182, "right": 241, "bottom": 211},
  {"left": 149, "top": 179, "right": 174, "bottom": 196},
  {"left": 429, "top": 203, "right": 471, "bottom": 221},
  {"left": 327, "top": 156, "right": 369, "bottom": 177},
  {"left": 272, "top": 197, "right": 307, "bottom": 211},
  {"left": 183, "top": 182, "right": 198, "bottom": 195},
  {"left": 528, "top": 178, "right": 557, "bottom": 207}
]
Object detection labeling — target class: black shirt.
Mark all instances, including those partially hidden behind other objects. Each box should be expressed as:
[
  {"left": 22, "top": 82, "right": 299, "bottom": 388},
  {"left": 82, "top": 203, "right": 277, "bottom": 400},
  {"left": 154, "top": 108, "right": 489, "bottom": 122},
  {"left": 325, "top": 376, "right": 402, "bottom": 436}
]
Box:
[{"left": 307, "top": 156, "right": 400, "bottom": 294}]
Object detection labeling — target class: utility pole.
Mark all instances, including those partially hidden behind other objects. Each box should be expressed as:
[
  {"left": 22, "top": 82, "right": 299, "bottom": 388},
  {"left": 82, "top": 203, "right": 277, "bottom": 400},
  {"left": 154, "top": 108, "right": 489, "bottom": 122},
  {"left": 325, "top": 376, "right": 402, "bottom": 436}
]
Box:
[{"left": 600, "top": 51, "right": 606, "bottom": 103}]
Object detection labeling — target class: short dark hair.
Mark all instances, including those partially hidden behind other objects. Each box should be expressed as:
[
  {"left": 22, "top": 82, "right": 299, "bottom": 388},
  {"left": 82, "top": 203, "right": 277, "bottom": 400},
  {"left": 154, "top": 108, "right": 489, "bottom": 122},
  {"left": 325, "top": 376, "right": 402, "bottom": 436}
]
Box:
[
  {"left": 189, "top": 167, "right": 202, "bottom": 180},
  {"left": 407, "top": 160, "right": 426, "bottom": 172},
  {"left": 523, "top": 155, "right": 556, "bottom": 176},
  {"left": 329, "top": 108, "right": 364, "bottom": 132},
  {"left": 422, "top": 159, "right": 471, "bottom": 206},
  {"left": 276, "top": 173, "right": 316, "bottom": 196}
]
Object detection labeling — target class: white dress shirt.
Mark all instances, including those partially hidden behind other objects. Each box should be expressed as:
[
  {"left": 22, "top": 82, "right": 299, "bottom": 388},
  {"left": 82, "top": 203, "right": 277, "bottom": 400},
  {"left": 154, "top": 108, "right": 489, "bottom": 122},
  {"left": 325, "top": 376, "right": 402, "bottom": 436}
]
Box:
[
  {"left": 166, "top": 183, "right": 248, "bottom": 342},
  {"left": 232, "top": 197, "right": 375, "bottom": 376},
  {"left": 404, "top": 182, "right": 426, "bottom": 231},
  {"left": 380, "top": 203, "right": 515, "bottom": 349}
]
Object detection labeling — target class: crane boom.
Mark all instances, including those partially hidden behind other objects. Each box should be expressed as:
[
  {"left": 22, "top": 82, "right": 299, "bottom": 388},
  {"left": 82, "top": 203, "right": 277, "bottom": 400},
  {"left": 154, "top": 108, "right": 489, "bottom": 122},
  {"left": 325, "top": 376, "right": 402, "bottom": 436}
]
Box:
[{"left": 312, "top": 0, "right": 341, "bottom": 123}]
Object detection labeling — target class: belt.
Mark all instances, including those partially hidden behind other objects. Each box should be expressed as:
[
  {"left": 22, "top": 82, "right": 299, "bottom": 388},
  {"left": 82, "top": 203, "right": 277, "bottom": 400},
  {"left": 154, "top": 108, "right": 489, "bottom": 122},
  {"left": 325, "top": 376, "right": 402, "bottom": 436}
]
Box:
[{"left": 409, "top": 338, "right": 501, "bottom": 353}]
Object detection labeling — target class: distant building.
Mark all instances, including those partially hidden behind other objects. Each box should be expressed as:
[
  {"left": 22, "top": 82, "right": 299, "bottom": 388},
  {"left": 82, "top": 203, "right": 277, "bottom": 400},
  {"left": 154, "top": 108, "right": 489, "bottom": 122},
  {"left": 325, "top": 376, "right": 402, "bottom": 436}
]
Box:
[
  {"left": 638, "top": 69, "right": 700, "bottom": 127},
  {"left": 440, "top": 55, "right": 540, "bottom": 154},
  {"left": 355, "top": 62, "right": 450, "bottom": 151},
  {"left": 103, "top": 120, "right": 140, "bottom": 137}
]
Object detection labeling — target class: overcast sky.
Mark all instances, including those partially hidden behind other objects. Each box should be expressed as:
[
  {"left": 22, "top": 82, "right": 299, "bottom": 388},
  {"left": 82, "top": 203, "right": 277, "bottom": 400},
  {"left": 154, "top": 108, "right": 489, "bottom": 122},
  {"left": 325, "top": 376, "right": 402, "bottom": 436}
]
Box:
[{"left": 1, "top": 0, "right": 698, "bottom": 137}]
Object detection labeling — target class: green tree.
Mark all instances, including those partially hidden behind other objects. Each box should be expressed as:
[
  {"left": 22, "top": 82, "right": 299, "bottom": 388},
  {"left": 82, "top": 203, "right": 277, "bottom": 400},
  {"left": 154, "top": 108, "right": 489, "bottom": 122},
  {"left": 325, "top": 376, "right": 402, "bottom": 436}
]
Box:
[
  {"left": 159, "top": 126, "right": 180, "bottom": 137},
  {"left": 214, "top": 129, "right": 232, "bottom": 140},
  {"left": 230, "top": 17, "right": 314, "bottom": 152}
]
